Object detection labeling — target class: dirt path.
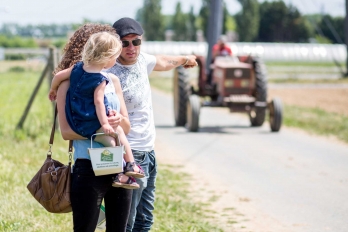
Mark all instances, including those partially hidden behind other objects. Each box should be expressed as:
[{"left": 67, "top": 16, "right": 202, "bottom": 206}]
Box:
[{"left": 268, "top": 85, "right": 348, "bottom": 116}]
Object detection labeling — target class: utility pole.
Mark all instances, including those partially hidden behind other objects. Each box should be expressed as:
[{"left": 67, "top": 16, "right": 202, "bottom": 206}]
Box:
[
  {"left": 206, "top": 0, "right": 223, "bottom": 70},
  {"left": 345, "top": 0, "right": 348, "bottom": 77}
]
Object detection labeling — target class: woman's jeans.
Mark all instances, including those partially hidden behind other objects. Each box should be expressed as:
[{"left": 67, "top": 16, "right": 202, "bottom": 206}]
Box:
[
  {"left": 127, "top": 150, "right": 157, "bottom": 232},
  {"left": 71, "top": 159, "right": 132, "bottom": 232}
]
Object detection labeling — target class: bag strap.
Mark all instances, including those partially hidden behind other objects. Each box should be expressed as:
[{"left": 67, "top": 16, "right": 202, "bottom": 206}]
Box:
[{"left": 47, "top": 104, "right": 73, "bottom": 164}]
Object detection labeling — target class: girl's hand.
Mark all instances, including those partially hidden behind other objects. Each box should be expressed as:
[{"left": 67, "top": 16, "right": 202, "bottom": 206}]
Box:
[
  {"left": 48, "top": 89, "right": 57, "bottom": 101},
  {"left": 107, "top": 110, "right": 123, "bottom": 128},
  {"left": 102, "top": 123, "right": 114, "bottom": 135}
]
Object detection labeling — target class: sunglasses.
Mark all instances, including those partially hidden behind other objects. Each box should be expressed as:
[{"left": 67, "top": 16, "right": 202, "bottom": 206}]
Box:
[{"left": 122, "top": 39, "right": 142, "bottom": 48}]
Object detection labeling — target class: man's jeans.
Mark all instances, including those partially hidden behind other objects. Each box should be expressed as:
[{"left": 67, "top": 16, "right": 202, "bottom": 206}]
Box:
[{"left": 127, "top": 150, "right": 157, "bottom": 232}]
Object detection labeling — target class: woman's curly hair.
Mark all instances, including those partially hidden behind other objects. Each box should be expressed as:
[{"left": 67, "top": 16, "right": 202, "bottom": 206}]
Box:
[{"left": 53, "top": 23, "right": 117, "bottom": 75}]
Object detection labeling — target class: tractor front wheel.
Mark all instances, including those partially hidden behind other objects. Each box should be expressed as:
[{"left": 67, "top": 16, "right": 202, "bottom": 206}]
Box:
[
  {"left": 186, "top": 95, "right": 200, "bottom": 132},
  {"left": 173, "top": 66, "right": 190, "bottom": 126},
  {"left": 249, "top": 57, "right": 268, "bottom": 126},
  {"left": 269, "top": 98, "right": 283, "bottom": 132}
]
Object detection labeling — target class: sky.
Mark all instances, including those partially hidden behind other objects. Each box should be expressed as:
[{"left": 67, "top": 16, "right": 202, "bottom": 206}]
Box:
[{"left": 0, "top": 0, "right": 345, "bottom": 26}]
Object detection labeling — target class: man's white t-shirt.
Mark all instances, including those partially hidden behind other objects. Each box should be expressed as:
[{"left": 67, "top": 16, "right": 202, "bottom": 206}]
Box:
[{"left": 107, "top": 52, "right": 157, "bottom": 151}]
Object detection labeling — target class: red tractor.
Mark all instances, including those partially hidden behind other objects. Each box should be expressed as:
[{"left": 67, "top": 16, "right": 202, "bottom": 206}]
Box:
[{"left": 173, "top": 55, "right": 283, "bottom": 132}]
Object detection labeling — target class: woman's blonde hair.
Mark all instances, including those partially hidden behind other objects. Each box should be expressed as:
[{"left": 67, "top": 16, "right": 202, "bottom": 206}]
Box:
[
  {"left": 81, "top": 31, "right": 121, "bottom": 66},
  {"left": 54, "top": 23, "right": 118, "bottom": 74}
]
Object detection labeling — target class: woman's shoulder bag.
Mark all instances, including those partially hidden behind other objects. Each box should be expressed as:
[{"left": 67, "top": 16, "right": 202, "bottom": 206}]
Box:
[{"left": 27, "top": 105, "right": 73, "bottom": 213}]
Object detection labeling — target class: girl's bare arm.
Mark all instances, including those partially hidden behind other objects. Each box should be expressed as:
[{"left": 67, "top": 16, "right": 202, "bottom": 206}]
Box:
[
  {"left": 109, "top": 73, "right": 131, "bottom": 135},
  {"left": 49, "top": 66, "right": 73, "bottom": 101},
  {"left": 56, "top": 80, "right": 86, "bottom": 140},
  {"left": 94, "top": 81, "right": 114, "bottom": 134}
]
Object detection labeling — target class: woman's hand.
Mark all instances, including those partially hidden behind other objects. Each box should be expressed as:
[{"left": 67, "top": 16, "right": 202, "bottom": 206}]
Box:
[
  {"left": 48, "top": 88, "right": 57, "bottom": 101},
  {"left": 108, "top": 110, "right": 123, "bottom": 128}
]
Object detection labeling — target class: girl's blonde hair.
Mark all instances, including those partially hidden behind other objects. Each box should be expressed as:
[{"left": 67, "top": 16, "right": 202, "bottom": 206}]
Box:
[
  {"left": 54, "top": 24, "right": 118, "bottom": 74},
  {"left": 81, "top": 31, "right": 121, "bottom": 66}
]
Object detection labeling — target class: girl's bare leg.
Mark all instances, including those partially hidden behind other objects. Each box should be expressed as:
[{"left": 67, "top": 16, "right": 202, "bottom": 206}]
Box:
[
  {"left": 115, "top": 126, "right": 133, "bottom": 162},
  {"left": 114, "top": 127, "right": 142, "bottom": 175},
  {"left": 94, "top": 128, "right": 116, "bottom": 147}
]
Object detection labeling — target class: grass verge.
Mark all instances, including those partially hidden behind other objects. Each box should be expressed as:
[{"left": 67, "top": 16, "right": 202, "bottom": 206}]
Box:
[
  {"left": 282, "top": 105, "right": 348, "bottom": 143},
  {"left": 153, "top": 165, "right": 223, "bottom": 232}
]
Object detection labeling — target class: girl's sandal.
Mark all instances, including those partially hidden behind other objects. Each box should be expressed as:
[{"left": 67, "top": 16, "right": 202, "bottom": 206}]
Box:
[
  {"left": 112, "top": 173, "right": 139, "bottom": 189},
  {"left": 124, "top": 162, "right": 145, "bottom": 178}
]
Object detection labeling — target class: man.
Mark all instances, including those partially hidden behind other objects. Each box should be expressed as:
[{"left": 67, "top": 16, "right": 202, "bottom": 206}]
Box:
[
  {"left": 207, "top": 35, "right": 232, "bottom": 84},
  {"left": 108, "top": 17, "right": 197, "bottom": 232},
  {"left": 212, "top": 35, "right": 232, "bottom": 60}
]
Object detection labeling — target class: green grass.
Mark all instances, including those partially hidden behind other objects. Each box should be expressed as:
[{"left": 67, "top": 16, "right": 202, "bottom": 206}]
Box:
[
  {"left": 0, "top": 70, "right": 73, "bottom": 231},
  {"left": 149, "top": 75, "right": 348, "bottom": 144},
  {"left": 282, "top": 105, "right": 348, "bottom": 143},
  {"left": 0, "top": 64, "right": 222, "bottom": 231},
  {"left": 153, "top": 165, "right": 223, "bottom": 232},
  {"left": 149, "top": 76, "right": 173, "bottom": 94}
]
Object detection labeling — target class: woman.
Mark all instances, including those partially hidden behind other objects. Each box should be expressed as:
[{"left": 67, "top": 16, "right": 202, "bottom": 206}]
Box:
[{"left": 55, "top": 23, "right": 132, "bottom": 232}]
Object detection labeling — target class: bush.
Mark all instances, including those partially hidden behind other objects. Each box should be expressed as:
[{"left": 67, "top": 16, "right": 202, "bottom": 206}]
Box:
[
  {"left": 0, "top": 35, "right": 38, "bottom": 48},
  {"left": 5, "top": 54, "right": 26, "bottom": 60},
  {"left": 8, "top": 66, "right": 26, "bottom": 72}
]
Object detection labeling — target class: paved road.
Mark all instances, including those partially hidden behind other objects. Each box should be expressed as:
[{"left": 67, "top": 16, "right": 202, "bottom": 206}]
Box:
[{"left": 151, "top": 88, "right": 348, "bottom": 232}]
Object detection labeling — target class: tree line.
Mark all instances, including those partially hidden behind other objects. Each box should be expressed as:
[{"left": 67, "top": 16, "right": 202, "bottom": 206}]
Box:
[
  {"left": 0, "top": 0, "right": 345, "bottom": 48},
  {"left": 138, "top": 0, "right": 345, "bottom": 44}
]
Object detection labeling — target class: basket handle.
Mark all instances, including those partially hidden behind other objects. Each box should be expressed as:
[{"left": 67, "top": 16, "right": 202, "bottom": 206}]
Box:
[{"left": 90, "top": 132, "right": 121, "bottom": 148}]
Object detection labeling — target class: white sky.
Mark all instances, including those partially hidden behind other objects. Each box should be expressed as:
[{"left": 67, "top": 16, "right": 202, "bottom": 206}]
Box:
[{"left": 0, "top": 0, "right": 345, "bottom": 26}]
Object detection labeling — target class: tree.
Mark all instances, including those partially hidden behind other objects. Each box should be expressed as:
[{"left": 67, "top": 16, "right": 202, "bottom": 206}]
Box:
[
  {"left": 0, "top": 23, "right": 73, "bottom": 38},
  {"left": 135, "top": 8, "right": 144, "bottom": 23},
  {"left": 198, "top": 0, "right": 210, "bottom": 40},
  {"left": 187, "top": 6, "right": 197, "bottom": 41},
  {"left": 172, "top": 2, "right": 187, "bottom": 41},
  {"left": 258, "top": 1, "right": 312, "bottom": 42},
  {"left": 222, "top": 2, "right": 230, "bottom": 35},
  {"left": 198, "top": 0, "right": 231, "bottom": 41},
  {"left": 285, "top": 5, "right": 313, "bottom": 42},
  {"left": 235, "top": 0, "right": 260, "bottom": 42},
  {"left": 142, "top": 0, "right": 165, "bottom": 41},
  {"left": 318, "top": 15, "right": 344, "bottom": 44}
]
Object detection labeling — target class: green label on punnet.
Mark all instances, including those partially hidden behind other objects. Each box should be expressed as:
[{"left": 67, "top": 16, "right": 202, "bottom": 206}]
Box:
[{"left": 100, "top": 150, "right": 113, "bottom": 162}]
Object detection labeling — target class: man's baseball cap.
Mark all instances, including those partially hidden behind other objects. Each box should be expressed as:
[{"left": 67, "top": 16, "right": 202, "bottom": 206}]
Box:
[{"left": 112, "top": 17, "right": 144, "bottom": 38}]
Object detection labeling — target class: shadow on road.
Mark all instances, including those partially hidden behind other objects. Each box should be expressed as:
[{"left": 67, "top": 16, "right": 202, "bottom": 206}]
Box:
[{"left": 155, "top": 124, "right": 264, "bottom": 134}]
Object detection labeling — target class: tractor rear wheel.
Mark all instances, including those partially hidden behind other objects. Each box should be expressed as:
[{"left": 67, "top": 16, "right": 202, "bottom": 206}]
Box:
[
  {"left": 173, "top": 66, "right": 190, "bottom": 126},
  {"left": 269, "top": 98, "right": 283, "bottom": 132},
  {"left": 186, "top": 95, "right": 200, "bottom": 132},
  {"left": 249, "top": 57, "right": 267, "bottom": 126}
]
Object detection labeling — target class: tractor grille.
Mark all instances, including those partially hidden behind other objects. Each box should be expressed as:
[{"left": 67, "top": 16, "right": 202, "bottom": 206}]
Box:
[{"left": 226, "top": 68, "right": 251, "bottom": 79}]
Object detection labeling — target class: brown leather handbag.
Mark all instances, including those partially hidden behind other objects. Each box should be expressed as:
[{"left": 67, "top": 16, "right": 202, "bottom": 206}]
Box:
[{"left": 27, "top": 106, "right": 73, "bottom": 213}]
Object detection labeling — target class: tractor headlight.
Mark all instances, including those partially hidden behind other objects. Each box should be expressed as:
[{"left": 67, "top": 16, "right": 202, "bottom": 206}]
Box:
[
  {"left": 225, "top": 79, "right": 234, "bottom": 87},
  {"left": 241, "top": 80, "right": 249, "bottom": 87}
]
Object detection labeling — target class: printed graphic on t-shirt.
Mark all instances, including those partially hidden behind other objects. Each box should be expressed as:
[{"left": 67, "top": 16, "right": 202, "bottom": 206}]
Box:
[{"left": 107, "top": 53, "right": 155, "bottom": 150}]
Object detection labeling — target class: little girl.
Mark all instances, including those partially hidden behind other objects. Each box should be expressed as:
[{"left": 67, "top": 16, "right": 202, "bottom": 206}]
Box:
[{"left": 48, "top": 31, "right": 144, "bottom": 189}]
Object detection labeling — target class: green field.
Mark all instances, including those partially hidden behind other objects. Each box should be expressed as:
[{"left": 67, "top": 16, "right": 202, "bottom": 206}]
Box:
[{"left": 0, "top": 61, "right": 223, "bottom": 231}]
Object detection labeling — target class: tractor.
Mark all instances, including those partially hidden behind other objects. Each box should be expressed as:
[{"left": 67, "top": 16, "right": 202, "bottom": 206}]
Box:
[{"left": 173, "top": 54, "right": 283, "bottom": 132}]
